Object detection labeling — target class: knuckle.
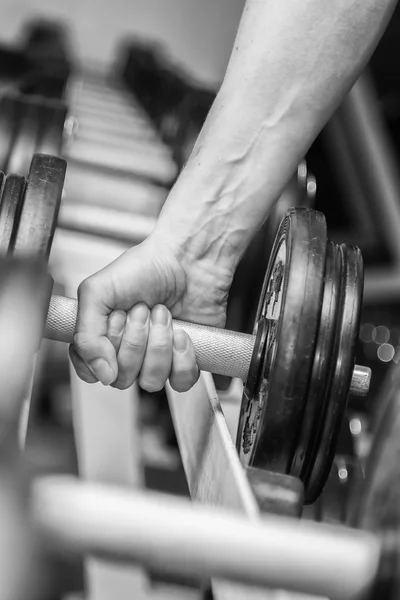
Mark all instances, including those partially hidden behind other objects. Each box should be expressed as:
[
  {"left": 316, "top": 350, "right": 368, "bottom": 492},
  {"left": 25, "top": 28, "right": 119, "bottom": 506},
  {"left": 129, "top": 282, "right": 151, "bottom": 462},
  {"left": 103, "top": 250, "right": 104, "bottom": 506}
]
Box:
[
  {"left": 148, "top": 342, "right": 170, "bottom": 356},
  {"left": 123, "top": 338, "right": 147, "bottom": 353},
  {"left": 73, "top": 332, "right": 93, "bottom": 353}
]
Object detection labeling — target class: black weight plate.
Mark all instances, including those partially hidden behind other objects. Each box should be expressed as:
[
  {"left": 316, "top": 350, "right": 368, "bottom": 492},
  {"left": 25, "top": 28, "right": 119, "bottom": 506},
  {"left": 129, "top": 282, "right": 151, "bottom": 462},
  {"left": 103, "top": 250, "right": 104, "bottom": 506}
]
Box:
[
  {"left": 299, "top": 243, "right": 342, "bottom": 495},
  {"left": 237, "top": 207, "right": 327, "bottom": 474},
  {"left": 0, "top": 95, "right": 19, "bottom": 171},
  {"left": 36, "top": 98, "right": 67, "bottom": 156},
  {"left": 13, "top": 154, "right": 66, "bottom": 258},
  {"left": 0, "top": 174, "right": 25, "bottom": 255},
  {"left": 7, "top": 96, "right": 42, "bottom": 175},
  {"left": 290, "top": 241, "right": 340, "bottom": 482},
  {"left": 306, "top": 244, "right": 363, "bottom": 503}
]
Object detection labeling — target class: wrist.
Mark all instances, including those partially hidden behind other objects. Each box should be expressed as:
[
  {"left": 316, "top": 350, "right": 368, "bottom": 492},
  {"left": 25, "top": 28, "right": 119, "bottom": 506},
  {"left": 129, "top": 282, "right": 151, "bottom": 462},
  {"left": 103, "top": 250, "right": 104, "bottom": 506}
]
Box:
[{"left": 153, "top": 162, "right": 251, "bottom": 273}]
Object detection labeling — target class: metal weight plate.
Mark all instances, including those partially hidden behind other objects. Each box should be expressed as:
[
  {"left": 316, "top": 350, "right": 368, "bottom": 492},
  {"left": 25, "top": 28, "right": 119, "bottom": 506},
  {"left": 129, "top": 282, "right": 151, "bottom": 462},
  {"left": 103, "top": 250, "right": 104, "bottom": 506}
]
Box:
[
  {"left": 36, "top": 99, "right": 67, "bottom": 156},
  {"left": 290, "top": 241, "right": 341, "bottom": 485},
  {"left": 0, "top": 95, "right": 18, "bottom": 171},
  {"left": 0, "top": 174, "right": 25, "bottom": 255},
  {"left": 7, "top": 96, "right": 41, "bottom": 175},
  {"left": 305, "top": 243, "right": 363, "bottom": 503},
  {"left": 13, "top": 154, "right": 66, "bottom": 257},
  {"left": 237, "top": 208, "right": 327, "bottom": 474}
]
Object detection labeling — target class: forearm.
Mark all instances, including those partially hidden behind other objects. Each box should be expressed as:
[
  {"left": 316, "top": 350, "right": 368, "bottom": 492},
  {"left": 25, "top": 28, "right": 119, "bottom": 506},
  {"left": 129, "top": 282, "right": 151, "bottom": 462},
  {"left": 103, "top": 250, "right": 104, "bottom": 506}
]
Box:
[{"left": 154, "top": 0, "right": 396, "bottom": 269}]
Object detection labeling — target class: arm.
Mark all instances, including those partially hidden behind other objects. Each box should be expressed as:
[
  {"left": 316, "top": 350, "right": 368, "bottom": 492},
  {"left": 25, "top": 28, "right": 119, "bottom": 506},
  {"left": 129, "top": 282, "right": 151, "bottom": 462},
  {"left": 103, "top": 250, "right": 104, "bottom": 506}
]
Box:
[
  {"left": 72, "top": 0, "right": 396, "bottom": 390},
  {"left": 155, "top": 0, "right": 397, "bottom": 268}
]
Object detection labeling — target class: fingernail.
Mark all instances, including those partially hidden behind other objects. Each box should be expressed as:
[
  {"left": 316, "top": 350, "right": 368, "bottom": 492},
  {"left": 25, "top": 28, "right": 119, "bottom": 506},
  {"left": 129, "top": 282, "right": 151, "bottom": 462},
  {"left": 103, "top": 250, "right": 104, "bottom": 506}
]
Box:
[
  {"left": 131, "top": 303, "right": 149, "bottom": 325},
  {"left": 152, "top": 305, "right": 169, "bottom": 326},
  {"left": 174, "top": 329, "right": 188, "bottom": 352},
  {"left": 89, "top": 358, "right": 115, "bottom": 386}
]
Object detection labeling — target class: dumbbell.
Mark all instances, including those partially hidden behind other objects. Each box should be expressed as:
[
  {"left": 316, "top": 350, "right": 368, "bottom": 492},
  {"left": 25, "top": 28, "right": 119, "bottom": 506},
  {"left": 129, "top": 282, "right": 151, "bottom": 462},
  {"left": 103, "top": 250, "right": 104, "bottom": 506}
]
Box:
[{"left": 0, "top": 152, "right": 369, "bottom": 503}]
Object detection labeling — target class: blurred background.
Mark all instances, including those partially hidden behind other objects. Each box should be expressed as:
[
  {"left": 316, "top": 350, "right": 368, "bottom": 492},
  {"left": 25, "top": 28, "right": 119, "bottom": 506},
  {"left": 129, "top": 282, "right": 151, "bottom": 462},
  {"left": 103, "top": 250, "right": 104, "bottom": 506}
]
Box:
[
  {"left": 1, "top": 2, "right": 400, "bottom": 599},
  {"left": 0, "top": 0, "right": 245, "bottom": 85}
]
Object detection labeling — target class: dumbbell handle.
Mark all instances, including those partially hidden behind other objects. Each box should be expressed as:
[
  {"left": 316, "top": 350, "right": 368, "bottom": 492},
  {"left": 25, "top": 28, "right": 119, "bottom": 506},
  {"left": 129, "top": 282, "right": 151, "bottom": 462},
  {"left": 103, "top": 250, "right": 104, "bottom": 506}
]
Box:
[{"left": 45, "top": 295, "right": 370, "bottom": 395}]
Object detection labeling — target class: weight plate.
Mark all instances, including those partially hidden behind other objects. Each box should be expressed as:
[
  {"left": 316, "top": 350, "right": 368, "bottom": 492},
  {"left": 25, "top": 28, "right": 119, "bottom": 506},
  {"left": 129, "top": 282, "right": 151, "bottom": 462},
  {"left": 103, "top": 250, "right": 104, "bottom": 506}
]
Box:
[
  {"left": 237, "top": 208, "right": 327, "bottom": 474},
  {"left": 298, "top": 242, "right": 342, "bottom": 496},
  {"left": 305, "top": 244, "right": 363, "bottom": 503},
  {"left": 7, "top": 96, "right": 41, "bottom": 175},
  {"left": 0, "top": 174, "right": 25, "bottom": 255},
  {"left": 13, "top": 154, "right": 66, "bottom": 257},
  {"left": 36, "top": 99, "right": 67, "bottom": 156},
  {"left": 290, "top": 241, "right": 340, "bottom": 483},
  {"left": 0, "top": 96, "right": 18, "bottom": 172}
]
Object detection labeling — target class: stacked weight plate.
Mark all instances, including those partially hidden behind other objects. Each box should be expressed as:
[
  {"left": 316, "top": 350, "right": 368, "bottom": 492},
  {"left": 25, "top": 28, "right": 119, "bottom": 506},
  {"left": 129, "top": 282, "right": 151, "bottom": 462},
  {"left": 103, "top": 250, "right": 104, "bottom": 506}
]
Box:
[
  {"left": 0, "top": 93, "right": 66, "bottom": 175},
  {"left": 0, "top": 153, "right": 65, "bottom": 257},
  {"left": 237, "top": 208, "right": 364, "bottom": 503}
]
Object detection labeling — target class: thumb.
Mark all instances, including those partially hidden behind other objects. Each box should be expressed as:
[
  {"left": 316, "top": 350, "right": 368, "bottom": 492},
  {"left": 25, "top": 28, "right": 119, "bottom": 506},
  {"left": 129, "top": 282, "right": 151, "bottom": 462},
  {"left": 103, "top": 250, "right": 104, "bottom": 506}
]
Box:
[{"left": 73, "top": 275, "right": 118, "bottom": 386}]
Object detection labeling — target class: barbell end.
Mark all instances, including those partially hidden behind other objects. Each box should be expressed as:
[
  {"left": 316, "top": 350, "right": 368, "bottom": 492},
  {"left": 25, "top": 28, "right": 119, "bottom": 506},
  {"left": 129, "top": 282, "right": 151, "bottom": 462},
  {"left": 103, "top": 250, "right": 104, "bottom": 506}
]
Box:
[{"left": 350, "top": 365, "right": 371, "bottom": 397}]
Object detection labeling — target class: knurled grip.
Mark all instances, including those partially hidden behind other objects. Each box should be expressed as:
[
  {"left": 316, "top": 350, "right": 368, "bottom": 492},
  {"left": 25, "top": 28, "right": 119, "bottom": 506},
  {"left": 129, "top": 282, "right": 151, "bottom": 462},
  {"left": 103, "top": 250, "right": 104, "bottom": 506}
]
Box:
[
  {"left": 44, "top": 295, "right": 371, "bottom": 394},
  {"left": 45, "top": 295, "right": 255, "bottom": 380}
]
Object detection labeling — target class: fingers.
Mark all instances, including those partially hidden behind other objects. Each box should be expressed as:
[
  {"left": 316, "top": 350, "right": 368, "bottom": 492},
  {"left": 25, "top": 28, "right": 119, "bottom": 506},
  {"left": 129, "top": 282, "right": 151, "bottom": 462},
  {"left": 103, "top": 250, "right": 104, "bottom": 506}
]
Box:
[
  {"left": 169, "top": 329, "right": 200, "bottom": 392},
  {"left": 68, "top": 346, "right": 98, "bottom": 384},
  {"left": 112, "top": 304, "right": 150, "bottom": 390},
  {"left": 107, "top": 310, "right": 127, "bottom": 353},
  {"left": 139, "top": 305, "right": 173, "bottom": 393},
  {"left": 74, "top": 277, "right": 117, "bottom": 386},
  {"left": 74, "top": 280, "right": 200, "bottom": 393}
]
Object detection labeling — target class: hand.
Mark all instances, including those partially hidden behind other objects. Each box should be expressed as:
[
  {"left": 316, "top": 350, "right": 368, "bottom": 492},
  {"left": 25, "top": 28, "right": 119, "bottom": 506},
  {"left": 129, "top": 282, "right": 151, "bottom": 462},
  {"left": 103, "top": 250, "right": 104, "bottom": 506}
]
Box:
[{"left": 70, "top": 235, "right": 233, "bottom": 392}]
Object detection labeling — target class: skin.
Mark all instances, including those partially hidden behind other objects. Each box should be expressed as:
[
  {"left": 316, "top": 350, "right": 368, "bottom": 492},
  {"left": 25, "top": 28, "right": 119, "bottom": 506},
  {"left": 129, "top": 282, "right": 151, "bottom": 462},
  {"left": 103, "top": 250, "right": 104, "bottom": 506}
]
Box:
[{"left": 71, "top": 0, "right": 397, "bottom": 392}]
